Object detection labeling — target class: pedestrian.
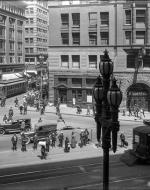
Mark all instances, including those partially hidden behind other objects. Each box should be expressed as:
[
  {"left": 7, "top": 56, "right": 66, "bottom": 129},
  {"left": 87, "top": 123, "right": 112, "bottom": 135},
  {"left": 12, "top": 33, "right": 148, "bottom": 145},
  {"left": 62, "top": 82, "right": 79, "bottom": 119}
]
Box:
[
  {"left": 3, "top": 114, "right": 8, "bottom": 123},
  {"left": 51, "top": 132, "right": 56, "bottom": 148},
  {"left": 86, "top": 105, "right": 90, "bottom": 115},
  {"left": 58, "top": 132, "right": 64, "bottom": 147},
  {"left": 11, "top": 133, "right": 18, "bottom": 151},
  {"left": 14, "top": 98, "right": 19, "bottom": 107},
  {"left": 64, "top": 137, "right": 70, "bottom": 152},
  {"left": 38, "top": 117, "right": 42, "bottom": 123},
  {"left": 84, "top": 128, "right": 89, "bottom": 145},
  {"left": 79, "top": 130, "right": 84, "bottom": 147},
  {"left": 41, "top": 145, "right": 46, "bottom": 159},
  {"left": 21, "top": 120, "right": 25, "bottom": 132},
  {"left": 71, "top": 133, "right": 76, "bottom": 149},
  {"left": 24, "top": 105, "right": 27, "bottom": 115},
  {"left": 21, "top": 133, "right": 27, "bottom": 152},
  {"left": 128, "top": 107, "right": 132, "bottom": 116},
  {"left": 36, "top": 101, "right": 40, "bottom": 112},
  {"left": 46, "top": 136, "right": 50, "bottom": 152},
  {"left": 142, "top": 108, "right": 145, "bottom": 118},
  {"left": 40, "top": 106, "right": 44, "bottom": 115},
  {"left": 33, "top": 134, "right": 38, "bottom": 150},
  {"left": 19, "top": 105, "right": 23, "bottom": 114},
  {"left": 122, "top": 109, "right": 125, "bottom": 116},
  {"left": 9, "top": 107, "right": 13, "bottom": 119},
  {"left": 120, "top": 133, "right": 127, "bottom": 147}
]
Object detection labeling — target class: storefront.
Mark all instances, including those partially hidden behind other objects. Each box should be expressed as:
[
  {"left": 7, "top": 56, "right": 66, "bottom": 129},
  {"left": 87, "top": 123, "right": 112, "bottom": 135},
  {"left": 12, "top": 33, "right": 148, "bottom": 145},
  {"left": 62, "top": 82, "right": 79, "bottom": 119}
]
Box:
[
  {"left": 127, "top": 83, "right": 150, "bottom": 111},
  {"left": 54, "top": 75, "right": 96, "bottom": 107}
]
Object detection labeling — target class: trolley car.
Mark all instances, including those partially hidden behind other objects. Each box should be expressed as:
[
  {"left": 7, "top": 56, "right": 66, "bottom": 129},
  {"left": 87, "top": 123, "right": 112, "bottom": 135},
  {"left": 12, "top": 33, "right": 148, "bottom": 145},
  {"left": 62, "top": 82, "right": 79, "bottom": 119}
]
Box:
[
  {"left": 0, "top": 80, "right": 27, "bottom": 98},
  {"left": 133, "top": 125, "right": 150, "bottom": 160}
]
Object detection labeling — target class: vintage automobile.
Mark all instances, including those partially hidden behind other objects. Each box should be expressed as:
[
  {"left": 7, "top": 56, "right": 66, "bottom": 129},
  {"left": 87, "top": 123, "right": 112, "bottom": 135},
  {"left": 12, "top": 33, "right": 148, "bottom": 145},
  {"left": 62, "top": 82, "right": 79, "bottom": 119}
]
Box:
[
  {"left": 132, "top": 125, "right": 150, "bottom": 161},
  {"left": 23, "top": 122, "right": 58, "bottom": 144},
  {"left": 0, "top": 116, "right": 31, "bottom": 135}
]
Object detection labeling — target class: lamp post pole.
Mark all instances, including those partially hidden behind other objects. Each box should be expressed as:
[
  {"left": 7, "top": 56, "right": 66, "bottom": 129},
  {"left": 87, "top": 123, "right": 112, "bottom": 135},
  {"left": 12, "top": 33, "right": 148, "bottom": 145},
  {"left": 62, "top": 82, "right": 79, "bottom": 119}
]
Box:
[
  {"left": 93, "top": 50, "right": 122, "bottom": 190},
  {"left": 38, "top": 54, "right": 44, "bottom": 102}
]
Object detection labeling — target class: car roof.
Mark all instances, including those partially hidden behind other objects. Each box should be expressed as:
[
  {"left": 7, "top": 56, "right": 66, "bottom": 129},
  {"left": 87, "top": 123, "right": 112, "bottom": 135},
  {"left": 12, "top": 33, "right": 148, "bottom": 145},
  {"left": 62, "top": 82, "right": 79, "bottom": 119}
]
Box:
[
  {"left": 35, "top": 122, "right": 57, "bottom": 128},
  {"left": 13, "top": 115, "right": 31, "bottom": 120},
  {"left": 133, "top": 126, "right": 150, "bottom": 134}
]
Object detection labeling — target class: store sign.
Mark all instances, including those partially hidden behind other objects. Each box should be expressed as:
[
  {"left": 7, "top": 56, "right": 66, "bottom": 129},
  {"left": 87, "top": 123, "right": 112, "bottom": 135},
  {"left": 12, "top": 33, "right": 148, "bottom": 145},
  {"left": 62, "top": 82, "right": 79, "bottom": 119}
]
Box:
[{"left": 87, "top": 95, "right": 92, "bottom": 103}]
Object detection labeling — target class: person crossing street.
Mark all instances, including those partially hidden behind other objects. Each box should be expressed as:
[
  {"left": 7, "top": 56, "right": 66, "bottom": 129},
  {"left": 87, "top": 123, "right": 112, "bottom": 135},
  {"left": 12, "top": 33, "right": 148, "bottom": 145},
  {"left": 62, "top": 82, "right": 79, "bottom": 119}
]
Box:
[{"left": 11, "top": 133, "right": 18, "bottom": 151}]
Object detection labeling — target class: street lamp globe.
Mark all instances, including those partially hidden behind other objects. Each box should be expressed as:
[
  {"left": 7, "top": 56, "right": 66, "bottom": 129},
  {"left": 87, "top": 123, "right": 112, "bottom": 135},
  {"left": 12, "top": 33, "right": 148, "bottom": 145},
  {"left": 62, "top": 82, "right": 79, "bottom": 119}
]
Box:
[
  {"left": 93, "top": 75, "right": 104, "bottom": 104},
  {"left": 107, "top": 78, "right": 122, "bottom": 109},
  {"left": 99, "top": 49, "right": 113, "bottom": 79}
]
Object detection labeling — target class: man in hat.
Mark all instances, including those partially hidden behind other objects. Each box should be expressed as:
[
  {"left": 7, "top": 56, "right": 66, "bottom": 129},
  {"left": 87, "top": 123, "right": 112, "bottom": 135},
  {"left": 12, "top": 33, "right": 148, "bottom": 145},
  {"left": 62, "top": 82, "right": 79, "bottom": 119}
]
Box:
[
  {"left": 58, "top": 132, "right": 64, "bottom": 147},
  {"left": 11, "top": 133, "right": 18, "bottom": 151}
]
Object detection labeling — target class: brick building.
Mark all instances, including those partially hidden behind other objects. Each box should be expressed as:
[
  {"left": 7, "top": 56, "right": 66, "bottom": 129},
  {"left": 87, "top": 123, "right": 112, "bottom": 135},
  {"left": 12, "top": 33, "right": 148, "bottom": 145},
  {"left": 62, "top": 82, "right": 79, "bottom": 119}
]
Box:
[{"left": 48, "top": 0, "right": 150, "bottom": 111}]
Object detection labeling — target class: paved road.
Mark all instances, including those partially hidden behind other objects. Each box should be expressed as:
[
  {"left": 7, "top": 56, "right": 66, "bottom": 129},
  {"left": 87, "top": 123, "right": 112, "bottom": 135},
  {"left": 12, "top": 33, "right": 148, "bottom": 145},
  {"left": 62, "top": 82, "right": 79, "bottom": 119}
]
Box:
[
  {"left": 0, "top": 117, "right": 140, "bottom": 152},
  {"left": 0, "top": 156, "right": 150, "bottom": 190}
]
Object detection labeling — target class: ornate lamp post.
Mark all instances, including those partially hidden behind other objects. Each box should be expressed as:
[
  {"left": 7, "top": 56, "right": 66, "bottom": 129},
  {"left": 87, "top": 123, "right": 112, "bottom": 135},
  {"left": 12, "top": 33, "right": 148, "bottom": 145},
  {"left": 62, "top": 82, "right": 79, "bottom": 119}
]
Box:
[
  {"left": 93, "top": 50, "right": 122, "bottom": 190},
  {"left": 38, "top": 54, "right": 44, "bottom": 101}
]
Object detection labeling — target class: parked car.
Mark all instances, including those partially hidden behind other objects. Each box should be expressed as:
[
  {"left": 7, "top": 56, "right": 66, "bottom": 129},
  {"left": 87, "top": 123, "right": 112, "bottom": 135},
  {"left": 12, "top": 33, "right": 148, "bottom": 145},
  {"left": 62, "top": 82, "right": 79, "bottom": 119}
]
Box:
[
  {"left": 143, "top": 119, "right": 150, "bottom": 126},
  {"left": 0, "top": 117, "right": 31, "bottom": 135}
]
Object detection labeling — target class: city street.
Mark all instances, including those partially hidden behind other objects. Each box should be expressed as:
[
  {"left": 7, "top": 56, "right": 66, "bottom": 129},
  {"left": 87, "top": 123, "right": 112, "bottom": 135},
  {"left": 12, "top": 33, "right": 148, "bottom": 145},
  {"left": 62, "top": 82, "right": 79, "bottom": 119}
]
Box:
[
  {"left": 0, "top": 94, "right": 147, "bottom": 190},
  {"left": 0, "top": 94, "right": 142, "bottom": 152}
]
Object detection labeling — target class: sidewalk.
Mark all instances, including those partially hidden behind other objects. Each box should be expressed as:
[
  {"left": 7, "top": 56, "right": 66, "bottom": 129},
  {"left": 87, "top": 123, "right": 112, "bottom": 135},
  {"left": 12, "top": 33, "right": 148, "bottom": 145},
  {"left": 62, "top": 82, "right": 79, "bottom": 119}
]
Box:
[
  {"left": 28, "top": 103, "right": 150, "bottom": 123},
  {"left": 0, "top": 142, "right": 130, "bottom": 170}
]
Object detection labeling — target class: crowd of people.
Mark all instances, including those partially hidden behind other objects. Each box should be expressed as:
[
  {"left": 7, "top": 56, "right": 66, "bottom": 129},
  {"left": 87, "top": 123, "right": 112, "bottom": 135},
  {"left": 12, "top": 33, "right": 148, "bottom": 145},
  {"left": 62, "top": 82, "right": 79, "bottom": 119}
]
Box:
[
  {"left": 122, "top": 105, "right": 145, "bottom": 120},
  {"left": 11, "top": 127, "right": 90, "bottom": 159}
]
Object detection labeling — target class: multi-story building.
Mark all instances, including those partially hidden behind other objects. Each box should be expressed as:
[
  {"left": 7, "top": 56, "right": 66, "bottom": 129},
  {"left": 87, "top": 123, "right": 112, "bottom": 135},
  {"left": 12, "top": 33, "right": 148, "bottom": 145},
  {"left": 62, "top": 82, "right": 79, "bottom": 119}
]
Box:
[
  {"left": 0, "top": 1, "right": 27, "bottom": 98},
  {"left": 48, "top": 0, "right": 150, "bottom": 111},
  {"left": 24, "top": 0, "right": 48, "bottom": 75}
]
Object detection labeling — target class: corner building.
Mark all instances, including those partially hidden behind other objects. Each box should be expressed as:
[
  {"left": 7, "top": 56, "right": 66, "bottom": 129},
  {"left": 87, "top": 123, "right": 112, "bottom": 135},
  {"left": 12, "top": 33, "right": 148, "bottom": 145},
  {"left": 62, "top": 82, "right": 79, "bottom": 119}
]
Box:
[
  {"left": 48, "top": 0, "right": 150, "bottom": 111},
  {"left": 0, "top": 1, "right": 27, "bottom": 97}
]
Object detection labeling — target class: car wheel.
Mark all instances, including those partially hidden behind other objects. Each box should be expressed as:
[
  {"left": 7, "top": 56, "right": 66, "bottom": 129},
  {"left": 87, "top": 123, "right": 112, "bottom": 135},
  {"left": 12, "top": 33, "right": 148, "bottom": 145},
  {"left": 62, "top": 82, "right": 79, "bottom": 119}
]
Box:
[{"left": 0, "top": 129, "right": 5, "bottom": 135}]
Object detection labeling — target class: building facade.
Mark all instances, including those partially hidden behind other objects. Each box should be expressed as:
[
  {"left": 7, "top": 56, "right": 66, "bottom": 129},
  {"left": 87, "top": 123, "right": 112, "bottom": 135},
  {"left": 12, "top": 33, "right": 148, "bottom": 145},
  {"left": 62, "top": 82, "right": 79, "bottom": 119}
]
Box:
[
  {"left": 48, "top": 0, "right": 150, "bottom": 111},
  {"left": 0, "top": 1, "right": 27, "bottom": 98},
  {"left": 24, "top": 0, "right": 48, "bottom": 74}
]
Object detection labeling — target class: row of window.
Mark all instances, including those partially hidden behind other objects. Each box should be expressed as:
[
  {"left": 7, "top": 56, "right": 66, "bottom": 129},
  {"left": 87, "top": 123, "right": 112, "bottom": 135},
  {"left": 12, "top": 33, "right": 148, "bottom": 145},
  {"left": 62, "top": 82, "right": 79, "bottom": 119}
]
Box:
[
  {"left": 61, "top": 55, "right": 98, "bottom": 68},
  {"left": 0, "top": 40, "right": 22, "bottom": 51},
  {"left": 26, "top": 17, "right": 48, "bottom": 25},
  {"left": 61, "top": 8, "right": 148, "bottom": 28},
  {"left": 127, "top": 54, "right": 150, "bottom": 68},
  {"left": 61, "top": 32, "right": 109, "bottom": 45},
  {"left": 60, "top": 54, "right": 150, "bottom": 69},
  {"left": 61, "top": 12, "right": 109, "bottom": 27},
  {"left": 25, "top": 48, "right": 47, "bottom": 53},
  {"left": 125, "top": 9, "right": 146, "bottom": 25},
  {"left": 37, "top": 28, "right": 47, "bottom": 33},
  {"left": 0, "top": 56, "right": 22, "bottom": 64},
  {"left": 58, "top": 77, "right": 96, "bottom": 86},
  {"left": 37, "top": 18, "right": 48, "bottom": 25},
  {"left": 0, "top": 15, "right": 23, "bottom": 27},
  {"left": 25, "top": 7, "right": 47, "bottom": 16},
  {"left": 25, "top": 38, "right": 47, "bottom": 44},
  {"left": 125, "top": 31, "right": 146, "bottom": 45}
]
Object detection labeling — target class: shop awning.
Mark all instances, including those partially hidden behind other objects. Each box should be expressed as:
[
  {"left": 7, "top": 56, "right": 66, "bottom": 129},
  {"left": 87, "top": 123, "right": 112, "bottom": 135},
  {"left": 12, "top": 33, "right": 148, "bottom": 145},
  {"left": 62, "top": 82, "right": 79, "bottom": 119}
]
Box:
[
  {"left": 2, "top": 73, "right": 23, "bottom": 81},
  {"left": 26, "top": 70, "right": 37, "bottom": 75}
]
